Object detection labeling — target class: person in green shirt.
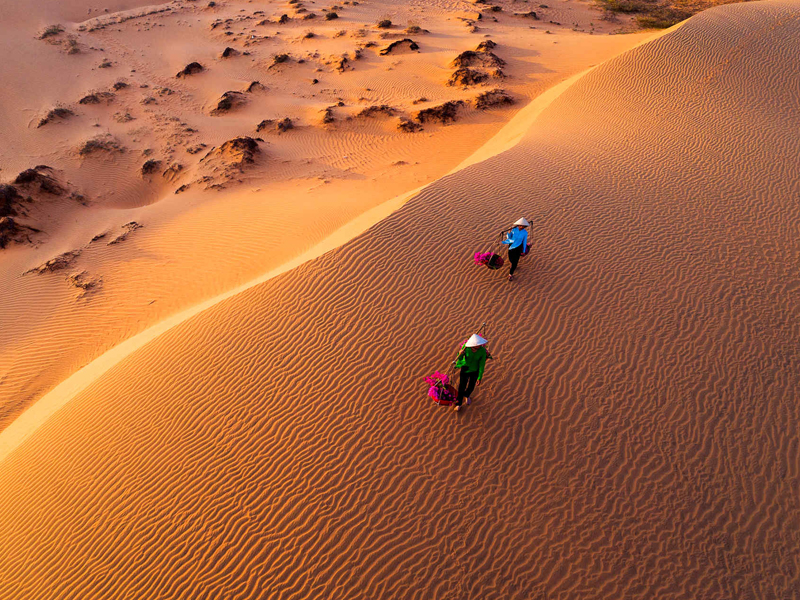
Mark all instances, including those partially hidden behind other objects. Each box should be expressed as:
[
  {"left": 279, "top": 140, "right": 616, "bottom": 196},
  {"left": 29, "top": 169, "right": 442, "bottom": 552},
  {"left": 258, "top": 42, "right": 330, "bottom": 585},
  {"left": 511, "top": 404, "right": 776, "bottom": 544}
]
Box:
[{"left": 453, "top": 334, "right": 489, "bottom": 412}]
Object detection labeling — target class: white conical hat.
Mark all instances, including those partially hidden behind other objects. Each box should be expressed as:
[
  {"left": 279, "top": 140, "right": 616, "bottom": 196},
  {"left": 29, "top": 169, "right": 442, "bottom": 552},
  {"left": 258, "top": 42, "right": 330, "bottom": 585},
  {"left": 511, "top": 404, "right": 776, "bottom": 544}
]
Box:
[
  {"left": 465, "top": 334, "right": 488, "bottom": 347},
  {"left": 514, "top": 217, "right": 530, "bottom": 227}
]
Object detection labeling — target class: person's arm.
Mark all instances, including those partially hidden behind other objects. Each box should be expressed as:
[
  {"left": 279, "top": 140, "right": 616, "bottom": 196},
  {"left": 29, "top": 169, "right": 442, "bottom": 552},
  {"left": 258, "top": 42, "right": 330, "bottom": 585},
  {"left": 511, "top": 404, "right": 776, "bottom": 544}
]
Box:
[
  {"left": 477, "top": 350, "right": 487, "bottom": 381},
  {"left": 501, "top": 229, "right": 513, "bottom": 245},
  {"left": 454, "top": 344, "right": 467, "bottom": 366},
  {"left": 522, "top": 230, "right": 528, "bottom": 254}
]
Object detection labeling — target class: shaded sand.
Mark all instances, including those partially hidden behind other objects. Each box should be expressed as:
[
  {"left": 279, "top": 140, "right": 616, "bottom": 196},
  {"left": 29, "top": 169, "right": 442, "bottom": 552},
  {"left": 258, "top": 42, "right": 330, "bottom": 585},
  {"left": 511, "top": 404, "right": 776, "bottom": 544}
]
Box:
[
  {"left": 0, "top": 0, "right": 650, "bottom": 430},
  {"left": 2, "top": 1, "right": 800, "bottom": 599}
]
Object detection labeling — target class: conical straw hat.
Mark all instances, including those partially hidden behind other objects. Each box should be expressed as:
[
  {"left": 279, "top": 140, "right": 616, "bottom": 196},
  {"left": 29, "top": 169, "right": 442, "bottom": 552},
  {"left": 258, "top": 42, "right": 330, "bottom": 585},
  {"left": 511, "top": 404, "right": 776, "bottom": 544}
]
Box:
[
  {"left": 514, "top": 217, "right": 530, "bottom": 227},
  {"left": 465, "top": 334, "right": 488, "bottom": 347}
]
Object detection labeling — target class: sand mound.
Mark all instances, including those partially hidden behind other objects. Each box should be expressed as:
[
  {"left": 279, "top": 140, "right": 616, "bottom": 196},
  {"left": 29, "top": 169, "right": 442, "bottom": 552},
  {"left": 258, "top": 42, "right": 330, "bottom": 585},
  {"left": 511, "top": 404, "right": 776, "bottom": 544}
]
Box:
[
  {"left": 196, "top": 137, "right": 262, "bottom": 187},
  {"left": 0, "top": 184, "right": 22, "bottom": 217},
  {"left": 176, "top": 61, "right": 204, "bottom": 77},
  {"left": 210, "top": 91, "right": 247, "bottom": 115},
  {"left": 0, "top": 217, "right": 38, "bottom": 249},
  {"left": 451, "top": 46, "right": 505, "bottom": 69},
  {"left": 379, "top": 38, "right": 420, "bottom": 55},
  {"left": 416, "top": 100, "right": 466, "bottom": 124},
  {"left": 1, "top": 2, "right": 799, "bottom": 598},
  {"left": 24, "top": 250, "right": 82, "bottom": 275},
  {"left": 37, "top": 107, "right": 74, "bottom": 128},
  {"left": 474, "top": 88, "right": 515, "bottom": 109},
  {"left": 78, "top": 136, "right": 124, "bottom": 157},
  {"left": 13, "top": 166, "right": 66, "bottom": 196},
  {"left": 448, "top": 67, "right": 489, "bottom": 86}
]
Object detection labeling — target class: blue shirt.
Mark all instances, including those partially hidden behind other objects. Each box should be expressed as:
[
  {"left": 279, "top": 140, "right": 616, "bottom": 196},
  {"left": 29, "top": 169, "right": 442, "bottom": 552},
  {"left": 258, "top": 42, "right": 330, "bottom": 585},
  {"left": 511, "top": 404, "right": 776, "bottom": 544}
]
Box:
[{"left": 502, "top": 227, "right": 528, "bottom": 252}]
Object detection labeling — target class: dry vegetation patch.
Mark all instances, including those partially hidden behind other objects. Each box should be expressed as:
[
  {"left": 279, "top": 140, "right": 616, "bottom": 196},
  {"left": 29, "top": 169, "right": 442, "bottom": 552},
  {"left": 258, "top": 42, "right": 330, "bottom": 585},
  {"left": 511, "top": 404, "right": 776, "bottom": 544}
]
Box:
[{"left": 598, "top": 0, "right": 742, "bottom": 27}]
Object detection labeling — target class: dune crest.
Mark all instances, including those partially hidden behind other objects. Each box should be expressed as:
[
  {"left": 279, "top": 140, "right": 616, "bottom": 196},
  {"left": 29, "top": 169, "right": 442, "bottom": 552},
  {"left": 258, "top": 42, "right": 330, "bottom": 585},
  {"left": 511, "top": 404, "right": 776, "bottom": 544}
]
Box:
[
  {"left": 1, "top": 1, "right": 799, "bottom": 598},
  {"left": 0, "top": 0, "right": 651, "bottom": 431},
  {"left": 0, "top": 23, "right": 668, "bottom": 461}
]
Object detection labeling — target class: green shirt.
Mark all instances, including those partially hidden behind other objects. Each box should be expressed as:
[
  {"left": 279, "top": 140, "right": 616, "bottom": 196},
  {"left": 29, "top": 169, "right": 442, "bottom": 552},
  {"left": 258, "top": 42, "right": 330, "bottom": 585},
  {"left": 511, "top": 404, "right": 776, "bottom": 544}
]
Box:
[{"left": 455, "top": 346, "right": 487, "bottom": 380}]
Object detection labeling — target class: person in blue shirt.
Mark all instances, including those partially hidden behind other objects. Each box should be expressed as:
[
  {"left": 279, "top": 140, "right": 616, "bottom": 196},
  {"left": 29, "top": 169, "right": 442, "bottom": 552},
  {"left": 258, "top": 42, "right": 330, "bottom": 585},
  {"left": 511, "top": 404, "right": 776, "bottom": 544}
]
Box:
[{"left": 501, "top": 217, "right": 529, "bottom": 281}]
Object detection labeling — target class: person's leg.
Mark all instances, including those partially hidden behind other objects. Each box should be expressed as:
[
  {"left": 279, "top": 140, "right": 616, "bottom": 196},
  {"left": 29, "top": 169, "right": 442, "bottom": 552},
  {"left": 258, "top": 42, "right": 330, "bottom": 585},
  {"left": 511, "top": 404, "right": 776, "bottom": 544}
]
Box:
[
  {"left": 509, "top": 246, "right": 521, "bottom": 275},
  {"left": 463, "top": 370, "right": 479, "bottom": 401},
  {"left": 456, "top": 368, "right": 470, "bottom": 406}
]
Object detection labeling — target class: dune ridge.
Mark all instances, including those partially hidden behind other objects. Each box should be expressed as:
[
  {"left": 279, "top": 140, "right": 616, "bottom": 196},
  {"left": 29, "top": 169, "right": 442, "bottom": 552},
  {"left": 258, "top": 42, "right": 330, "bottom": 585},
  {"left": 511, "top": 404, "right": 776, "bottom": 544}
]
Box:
[
  {"left": 0, "top": 0, "right": 651, "bottom": 430},
  {"left": 1, "top": 1, "right": 799, "bottom": 599},
  {"left": 0, "top": 25, "right": 671, "bottom": 464}
]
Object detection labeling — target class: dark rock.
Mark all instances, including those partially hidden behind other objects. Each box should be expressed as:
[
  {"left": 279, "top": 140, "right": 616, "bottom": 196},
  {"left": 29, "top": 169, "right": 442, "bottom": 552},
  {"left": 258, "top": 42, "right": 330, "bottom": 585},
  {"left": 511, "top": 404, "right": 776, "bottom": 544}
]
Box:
[
  {"left": 379, "top": 38, "right": 419, "bottom": 55},
  {"left": 0, "top": 185, "right": 22, "bottom": 217},
  {"left": 474, "top": 88, "right": 514, "bottom": 109},
  {"left": 211, "top": 91, "right": 246, "bottom": 114},
  {"left": 415, "top": 100, "right": 465, "bottom": 124},
  {"left": 176, "top": 62, "right": 204, "bottom": 77},
  {"left": 141, "top": 159, "right": 163, "bottom": 176},
  {"left": 221, "top": 46, "right": 239, "bottom": 58},
  {"left": 448, "top": 67, "right": 488, "bottom": 86}
]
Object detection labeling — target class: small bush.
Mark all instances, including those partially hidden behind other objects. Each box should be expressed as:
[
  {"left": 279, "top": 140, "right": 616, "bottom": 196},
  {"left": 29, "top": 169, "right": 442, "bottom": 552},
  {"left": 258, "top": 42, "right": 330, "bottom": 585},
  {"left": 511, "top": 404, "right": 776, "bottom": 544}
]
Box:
[
  {"left": 325, "top": 11, "right": 339, "bottom": 20},
  {"left": 66, "top": 36, "right": 80, "bottom": 54},
  {"left": 377, "top": 19, "right": 392, "bottom": 28},
  {"left": 39, "top": 25, "right": 64, "bottom": 39},
  {"left": 636, "top": 6, "right": 691, "bottom": 26},
  {"left": 597, "top": 0, "right": 695, "bottom": 27}
]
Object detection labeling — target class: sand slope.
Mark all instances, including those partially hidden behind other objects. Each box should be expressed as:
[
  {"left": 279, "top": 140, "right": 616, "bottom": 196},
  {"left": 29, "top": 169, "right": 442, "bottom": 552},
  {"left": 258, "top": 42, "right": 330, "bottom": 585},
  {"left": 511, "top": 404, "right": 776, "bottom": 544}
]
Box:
[
  {"left": 2, "top": 1, "right": 800, "bottom": 598},
  {"left": 0, "top": 0, "right": 648, "bottom": 431}
]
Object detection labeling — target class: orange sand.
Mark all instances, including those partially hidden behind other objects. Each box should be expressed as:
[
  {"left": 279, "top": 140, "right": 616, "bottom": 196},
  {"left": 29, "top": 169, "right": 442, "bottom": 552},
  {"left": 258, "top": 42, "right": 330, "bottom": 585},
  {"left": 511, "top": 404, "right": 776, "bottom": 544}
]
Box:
[
  {"left": 0, "top": 0, "right": 648, "bottom": 430},
  {"left": 2, "top": 0, "right": 800, "bottom": 598}
]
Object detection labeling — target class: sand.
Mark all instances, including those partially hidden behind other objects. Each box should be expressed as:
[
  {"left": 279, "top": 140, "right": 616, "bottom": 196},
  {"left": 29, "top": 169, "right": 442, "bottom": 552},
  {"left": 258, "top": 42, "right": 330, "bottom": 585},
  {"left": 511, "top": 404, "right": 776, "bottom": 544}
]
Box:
[
  {"left": 0, "top": 0, "right": 650, "bottom": 431},
  {"left": 1, "top": 0, "right": 799, "bottom": 598}
]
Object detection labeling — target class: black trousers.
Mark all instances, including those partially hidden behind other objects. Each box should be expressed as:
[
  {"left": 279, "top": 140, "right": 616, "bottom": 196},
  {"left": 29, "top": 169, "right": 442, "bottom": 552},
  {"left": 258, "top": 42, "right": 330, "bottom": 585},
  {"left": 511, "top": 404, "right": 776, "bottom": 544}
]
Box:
[
  {"left": 456, "top": 368, "right": 479, "bottom": 406},
  {"left": 508, "top": 245, "right": 523, "bottom": 275}
]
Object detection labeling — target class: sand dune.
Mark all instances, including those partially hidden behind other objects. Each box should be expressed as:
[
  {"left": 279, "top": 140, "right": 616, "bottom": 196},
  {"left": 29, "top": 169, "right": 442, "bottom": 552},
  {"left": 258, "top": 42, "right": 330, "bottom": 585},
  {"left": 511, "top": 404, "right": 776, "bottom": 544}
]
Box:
[
  {"left": 0, "top": 0, "right": 649, "bottom": 430},
  {"left": 2, "top": 1, "right": 800, "bottom": 598}
]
